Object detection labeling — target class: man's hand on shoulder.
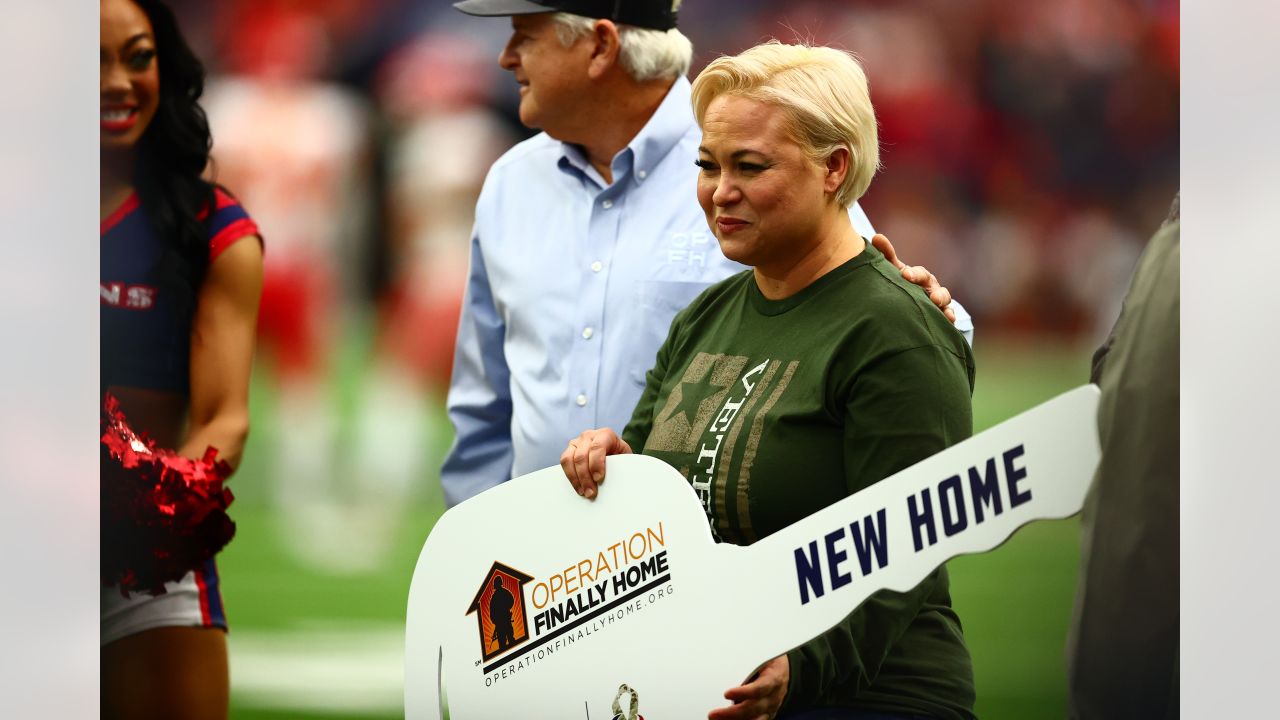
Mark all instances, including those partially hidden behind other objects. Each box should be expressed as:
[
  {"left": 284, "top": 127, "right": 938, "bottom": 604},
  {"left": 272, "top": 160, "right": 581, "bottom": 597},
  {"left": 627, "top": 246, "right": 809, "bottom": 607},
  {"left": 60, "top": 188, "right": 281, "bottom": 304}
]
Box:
[{"left": 872, "top": 233, "right": 956, "bottom": 324}]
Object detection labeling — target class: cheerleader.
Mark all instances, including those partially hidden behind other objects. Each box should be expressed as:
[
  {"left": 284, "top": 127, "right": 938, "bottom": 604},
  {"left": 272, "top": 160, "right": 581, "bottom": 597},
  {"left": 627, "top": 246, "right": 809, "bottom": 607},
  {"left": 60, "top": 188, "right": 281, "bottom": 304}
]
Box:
[{"left": 100, "top": 0, "right": 262, "bottom": 717}]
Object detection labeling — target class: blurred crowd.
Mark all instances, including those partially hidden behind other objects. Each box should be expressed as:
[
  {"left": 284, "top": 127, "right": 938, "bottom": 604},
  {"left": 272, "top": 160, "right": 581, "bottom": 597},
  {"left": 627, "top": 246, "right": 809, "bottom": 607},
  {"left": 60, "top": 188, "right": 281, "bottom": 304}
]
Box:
[
  {"left": 166, "top": 0, "right": 1176, "bottom": 569},
  {"left": 174, "top": 0, "right": 1178, "bottom": 365}
]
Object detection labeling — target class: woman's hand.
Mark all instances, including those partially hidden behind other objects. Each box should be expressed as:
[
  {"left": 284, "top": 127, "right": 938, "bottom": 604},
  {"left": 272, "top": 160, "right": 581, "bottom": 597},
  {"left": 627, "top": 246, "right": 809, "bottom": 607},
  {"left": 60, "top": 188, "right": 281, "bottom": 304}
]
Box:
[
  {"left": 871, "top": 233, "right": 956, "bottom": 324},
  {"left": 559, "top": 428, "right": 632, "bottom": 499},
  {"left": 708, "top": 654, "right": 790, "bottom": 720}
]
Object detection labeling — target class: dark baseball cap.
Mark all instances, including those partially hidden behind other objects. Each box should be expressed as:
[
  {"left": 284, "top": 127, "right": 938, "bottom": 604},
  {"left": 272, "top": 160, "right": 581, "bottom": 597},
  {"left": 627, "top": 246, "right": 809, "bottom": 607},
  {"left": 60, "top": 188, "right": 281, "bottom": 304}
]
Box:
[{"left": 452, "top": 0, "right": 679, "bottom": 32}]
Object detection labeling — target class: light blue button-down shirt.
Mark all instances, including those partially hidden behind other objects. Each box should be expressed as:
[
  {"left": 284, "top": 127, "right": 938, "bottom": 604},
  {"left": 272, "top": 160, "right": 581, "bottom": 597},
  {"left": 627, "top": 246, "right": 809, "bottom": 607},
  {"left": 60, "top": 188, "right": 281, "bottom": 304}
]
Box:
[{"left": 440, "top": 77, "right": 972, "bottom": 506}]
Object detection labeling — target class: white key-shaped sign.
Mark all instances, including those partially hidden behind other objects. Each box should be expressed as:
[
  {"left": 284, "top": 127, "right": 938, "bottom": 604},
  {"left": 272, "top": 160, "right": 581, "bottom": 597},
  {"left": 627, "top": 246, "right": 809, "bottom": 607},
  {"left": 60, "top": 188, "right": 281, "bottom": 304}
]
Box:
[{"left": 406, "top": 385, "right": 1100, "bottom": 718}]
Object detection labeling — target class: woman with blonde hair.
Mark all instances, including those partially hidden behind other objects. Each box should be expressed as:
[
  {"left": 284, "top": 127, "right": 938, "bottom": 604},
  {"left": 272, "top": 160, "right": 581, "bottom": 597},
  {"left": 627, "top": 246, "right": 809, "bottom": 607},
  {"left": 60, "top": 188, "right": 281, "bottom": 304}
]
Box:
[{"left": 562, "top": 41, "right": 977, "bottom": 720}]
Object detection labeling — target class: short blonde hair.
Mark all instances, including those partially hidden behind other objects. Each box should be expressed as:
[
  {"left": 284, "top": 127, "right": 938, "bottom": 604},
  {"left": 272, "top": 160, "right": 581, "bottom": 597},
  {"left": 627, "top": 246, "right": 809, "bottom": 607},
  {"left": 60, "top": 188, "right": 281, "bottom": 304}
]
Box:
[{"left": 691, "top": 41, "right": 880, "bottom": 207}]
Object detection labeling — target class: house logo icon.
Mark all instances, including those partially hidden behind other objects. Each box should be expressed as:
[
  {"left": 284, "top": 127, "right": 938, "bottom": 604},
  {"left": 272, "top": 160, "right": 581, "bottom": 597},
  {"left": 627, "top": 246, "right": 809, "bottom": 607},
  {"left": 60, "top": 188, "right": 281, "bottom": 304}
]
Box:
[{"left": 467, "top": 561, "right": 534, "bottom": 662}]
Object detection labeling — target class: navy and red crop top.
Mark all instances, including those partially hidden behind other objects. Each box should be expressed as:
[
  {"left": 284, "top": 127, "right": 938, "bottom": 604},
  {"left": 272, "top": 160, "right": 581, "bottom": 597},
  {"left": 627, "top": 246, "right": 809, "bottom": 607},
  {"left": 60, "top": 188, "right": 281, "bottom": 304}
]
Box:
[{"left": 101, "top": 187, "right": 260, "bottom": 394}]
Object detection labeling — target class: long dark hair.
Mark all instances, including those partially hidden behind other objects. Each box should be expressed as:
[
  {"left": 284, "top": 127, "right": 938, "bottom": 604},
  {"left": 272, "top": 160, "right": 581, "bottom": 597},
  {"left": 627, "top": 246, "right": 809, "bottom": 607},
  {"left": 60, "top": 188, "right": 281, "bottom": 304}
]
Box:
[{"left": 130, "top": 0, "right": 216, "bottom": 319}]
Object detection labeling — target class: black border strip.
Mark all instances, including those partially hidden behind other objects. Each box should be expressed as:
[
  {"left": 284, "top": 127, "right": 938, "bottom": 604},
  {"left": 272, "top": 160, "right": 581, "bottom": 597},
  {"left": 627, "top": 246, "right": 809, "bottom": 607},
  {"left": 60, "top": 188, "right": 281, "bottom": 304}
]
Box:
[{"left": 481, "top": 573, "right": 672, "bottom": 674}]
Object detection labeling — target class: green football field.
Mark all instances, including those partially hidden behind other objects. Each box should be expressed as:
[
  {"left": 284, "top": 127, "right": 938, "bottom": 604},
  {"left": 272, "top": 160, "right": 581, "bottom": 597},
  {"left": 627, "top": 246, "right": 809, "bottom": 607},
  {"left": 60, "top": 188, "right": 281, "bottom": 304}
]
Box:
[{"left": 220, "top": 333, "right": 1094, "bottom": 719}]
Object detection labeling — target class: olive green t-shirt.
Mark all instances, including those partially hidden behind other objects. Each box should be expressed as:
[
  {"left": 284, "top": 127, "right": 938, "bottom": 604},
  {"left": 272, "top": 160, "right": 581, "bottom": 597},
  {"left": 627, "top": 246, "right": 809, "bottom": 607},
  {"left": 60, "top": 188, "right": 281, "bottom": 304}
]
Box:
[{"left": 623, "top": 242, "right": 977, "bottom": 719}]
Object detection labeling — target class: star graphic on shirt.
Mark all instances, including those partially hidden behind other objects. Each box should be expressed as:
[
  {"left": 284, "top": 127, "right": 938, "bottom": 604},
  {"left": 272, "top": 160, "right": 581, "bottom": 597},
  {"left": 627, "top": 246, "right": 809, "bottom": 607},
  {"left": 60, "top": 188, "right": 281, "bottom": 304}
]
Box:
[
  {"left": 648, "top": 353, "right": 747, "bottom": 453},
  {"left": 667, "top": 371, "right": 720, "bottom": 427},
  {"left": 648, "top": 374, "right": 716, "bottom": 454}
]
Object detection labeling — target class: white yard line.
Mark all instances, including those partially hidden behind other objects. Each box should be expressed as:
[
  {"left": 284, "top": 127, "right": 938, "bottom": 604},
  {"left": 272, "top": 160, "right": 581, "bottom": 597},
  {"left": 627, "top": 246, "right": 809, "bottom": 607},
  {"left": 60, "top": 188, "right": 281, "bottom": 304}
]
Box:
[{"left": 229, "top": 623, "right": 405, "bottom": 715}]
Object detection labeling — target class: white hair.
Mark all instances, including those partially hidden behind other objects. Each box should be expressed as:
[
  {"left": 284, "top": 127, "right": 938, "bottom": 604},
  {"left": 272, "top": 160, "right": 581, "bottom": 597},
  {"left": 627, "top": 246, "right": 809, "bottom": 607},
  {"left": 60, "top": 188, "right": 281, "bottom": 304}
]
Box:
[{"left": 550, "top": 12, "right": 693, "bottom": 82}]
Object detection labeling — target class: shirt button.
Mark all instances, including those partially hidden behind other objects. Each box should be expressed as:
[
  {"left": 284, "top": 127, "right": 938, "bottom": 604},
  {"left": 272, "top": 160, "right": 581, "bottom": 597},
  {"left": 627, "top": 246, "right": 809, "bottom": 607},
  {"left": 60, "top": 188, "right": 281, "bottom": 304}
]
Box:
[
  {"left": 582, "top": 327, "right": 594, "bottom": 340},
  {"left": 602, "top": 199, "right": 614, "bottom": 209},
  {"left": 591, "top": 261, "right": 603, "bottom": 273},
  {"left": 576, "top": 394, "right": 588, "bottom": 407},
  {"left": 638, "top": 170, "right": 647, "bottom": 179}
]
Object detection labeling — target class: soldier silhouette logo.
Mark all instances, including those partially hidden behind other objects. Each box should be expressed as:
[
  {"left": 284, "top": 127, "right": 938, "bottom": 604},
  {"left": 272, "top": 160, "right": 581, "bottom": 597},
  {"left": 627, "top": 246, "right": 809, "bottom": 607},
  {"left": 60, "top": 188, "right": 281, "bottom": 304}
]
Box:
[{"left": 466, "top": 561, "right": 533, "bottom": 661}]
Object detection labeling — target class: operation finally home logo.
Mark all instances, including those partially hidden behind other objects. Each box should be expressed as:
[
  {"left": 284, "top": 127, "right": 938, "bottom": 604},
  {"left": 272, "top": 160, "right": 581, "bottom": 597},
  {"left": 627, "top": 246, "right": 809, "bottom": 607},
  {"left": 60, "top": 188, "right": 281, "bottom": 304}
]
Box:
[{"left": 466, "top": 523, "right": 674, "bottom": 688}]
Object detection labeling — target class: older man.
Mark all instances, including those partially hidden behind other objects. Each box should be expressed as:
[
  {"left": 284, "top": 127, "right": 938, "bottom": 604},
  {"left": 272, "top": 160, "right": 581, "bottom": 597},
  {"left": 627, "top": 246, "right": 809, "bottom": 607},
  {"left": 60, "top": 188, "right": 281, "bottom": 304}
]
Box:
[{"left": 441, "top": 0, "right": 972, "bottom": 505}]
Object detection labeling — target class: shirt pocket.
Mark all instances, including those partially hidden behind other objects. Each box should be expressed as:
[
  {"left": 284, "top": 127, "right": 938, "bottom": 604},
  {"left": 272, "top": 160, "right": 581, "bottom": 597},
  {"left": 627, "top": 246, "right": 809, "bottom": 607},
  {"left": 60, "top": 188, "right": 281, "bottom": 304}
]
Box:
[{"left": 630, "top": 280, "right": 713, "bottom": 385}]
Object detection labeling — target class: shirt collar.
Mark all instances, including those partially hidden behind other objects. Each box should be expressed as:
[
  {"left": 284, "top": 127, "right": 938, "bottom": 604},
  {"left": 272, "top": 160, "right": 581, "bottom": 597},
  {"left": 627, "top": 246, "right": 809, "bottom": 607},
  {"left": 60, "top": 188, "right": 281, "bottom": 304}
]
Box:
[{"left": 556, "top": 76, "right": 694, "bottom": 188}]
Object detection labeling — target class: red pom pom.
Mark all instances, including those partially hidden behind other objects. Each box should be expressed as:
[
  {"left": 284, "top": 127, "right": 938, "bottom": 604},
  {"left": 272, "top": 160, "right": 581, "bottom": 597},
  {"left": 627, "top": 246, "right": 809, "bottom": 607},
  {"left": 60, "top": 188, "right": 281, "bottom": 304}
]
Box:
[{"left": 101, "top": 394, "right": 237, "bottom": 597}]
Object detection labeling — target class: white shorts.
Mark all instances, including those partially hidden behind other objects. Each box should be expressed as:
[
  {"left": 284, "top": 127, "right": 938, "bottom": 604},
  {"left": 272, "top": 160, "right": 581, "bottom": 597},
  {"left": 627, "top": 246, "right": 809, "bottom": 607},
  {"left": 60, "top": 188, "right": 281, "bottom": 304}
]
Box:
[{"left": 101, "top": 559, "right": 227, "bottom": 646}]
